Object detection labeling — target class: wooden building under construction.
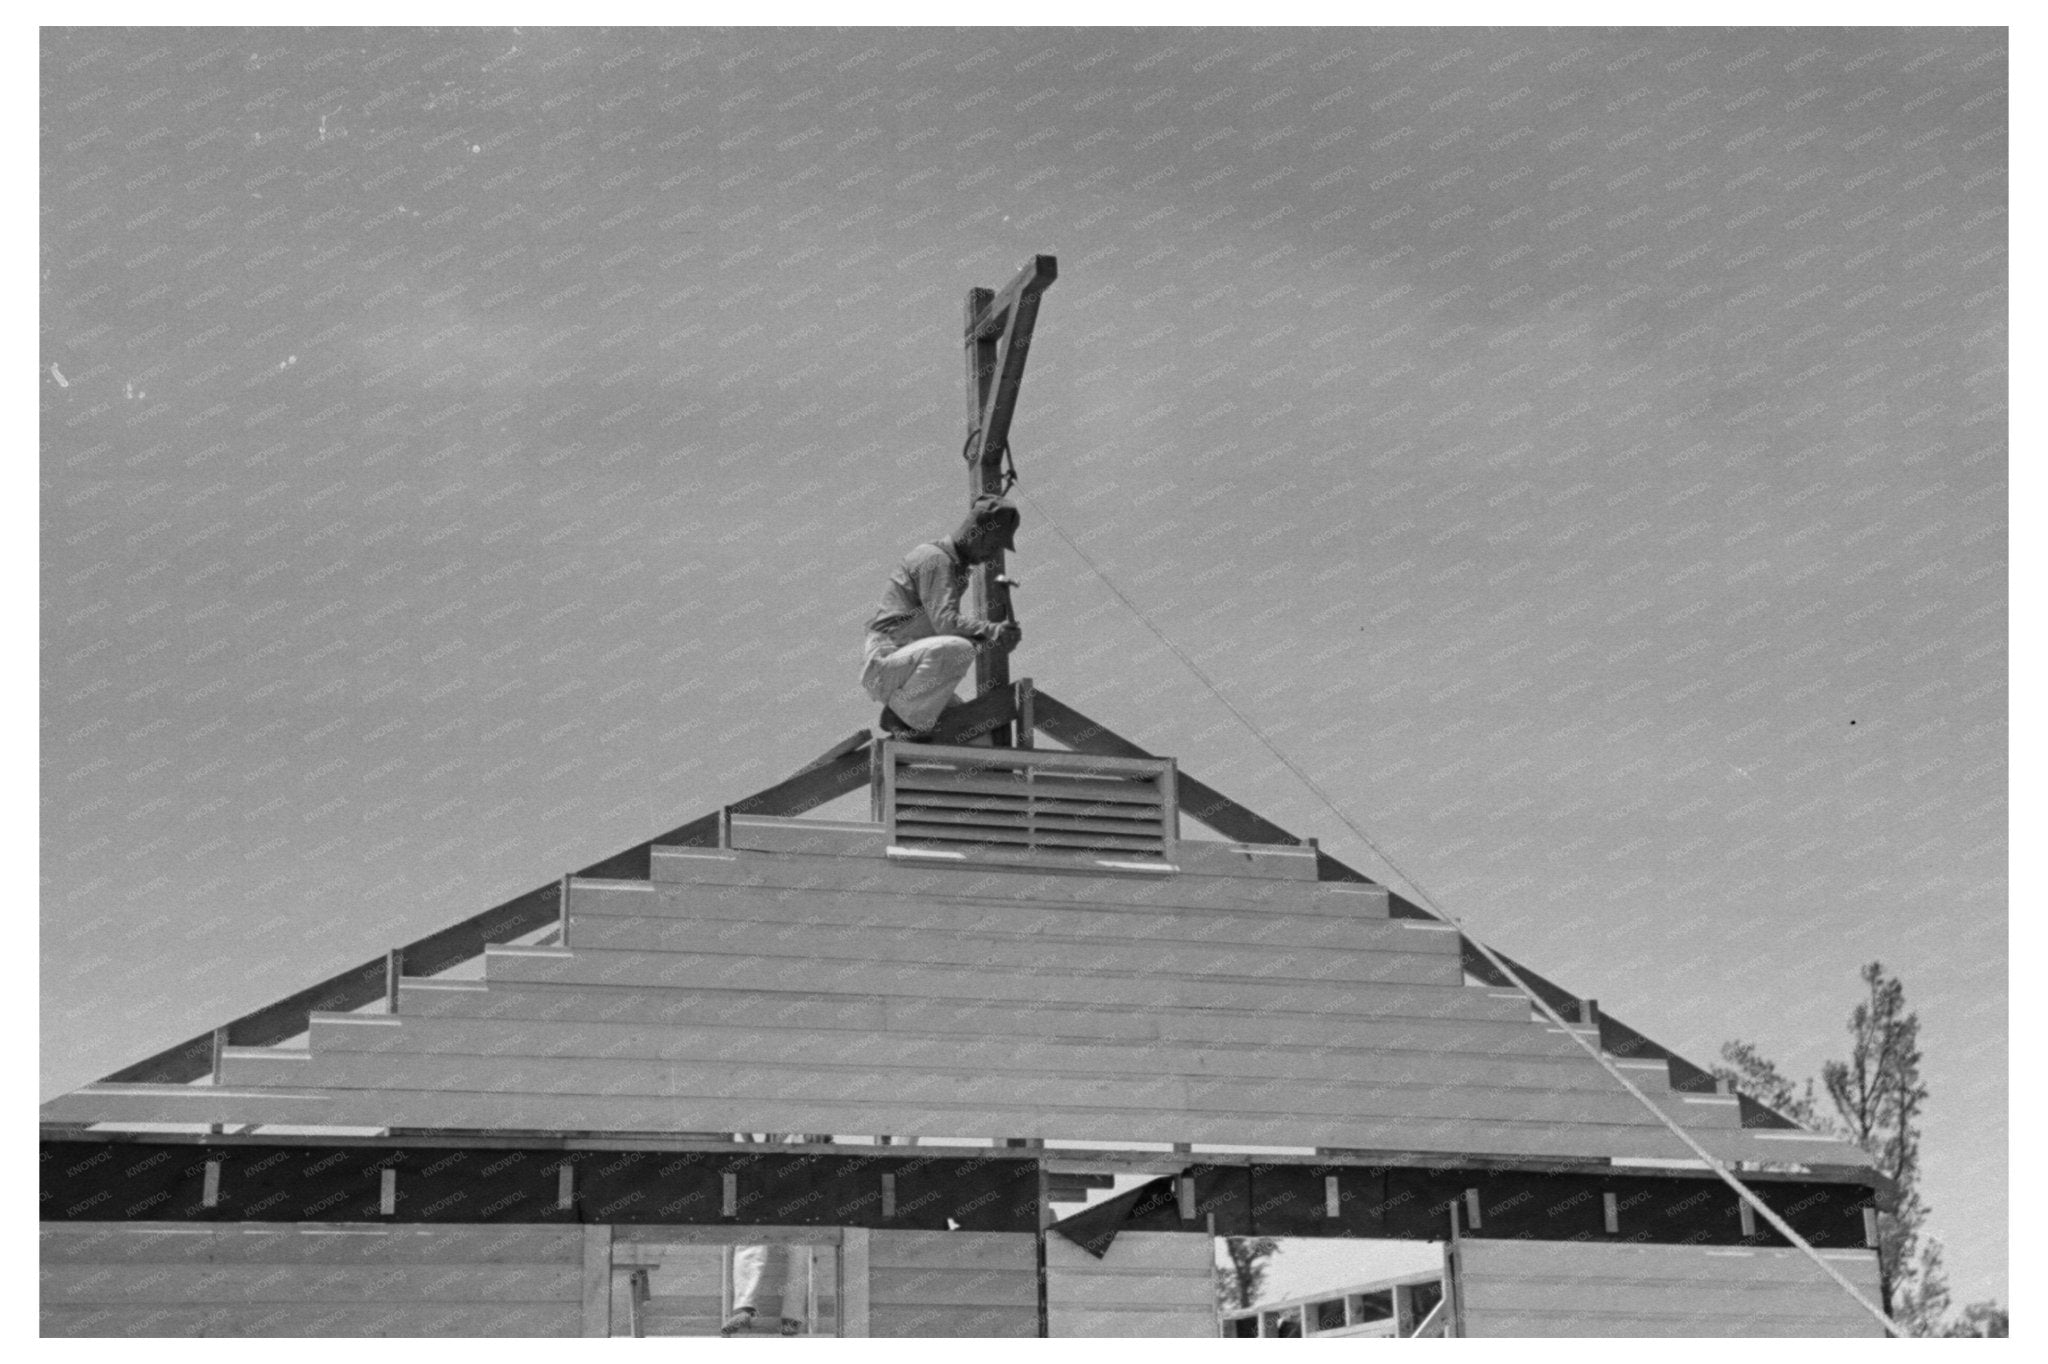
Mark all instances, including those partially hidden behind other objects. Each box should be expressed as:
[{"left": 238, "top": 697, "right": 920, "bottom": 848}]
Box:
[
  {"left": 42, "top": 259, "right": 1889, "bottom": 1336},
  {"left": 42, "top": 688, "right": 1887, "bottom": 1336}
]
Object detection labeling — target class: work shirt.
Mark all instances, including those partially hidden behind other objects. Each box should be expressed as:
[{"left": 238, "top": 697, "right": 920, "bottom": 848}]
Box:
[{"left": 865, "top": 538, "right": 997, "bottom": 650}]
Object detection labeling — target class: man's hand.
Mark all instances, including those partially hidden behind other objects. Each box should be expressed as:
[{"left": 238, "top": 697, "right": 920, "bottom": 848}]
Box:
[{"left": 991, "top": 619, "right": 1023, "bottom": 650}]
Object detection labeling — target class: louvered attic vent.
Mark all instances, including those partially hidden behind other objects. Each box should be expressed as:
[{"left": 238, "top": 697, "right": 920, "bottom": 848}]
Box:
[{"left": 879, "top": 741, "right": 1178, "bottom": 867}]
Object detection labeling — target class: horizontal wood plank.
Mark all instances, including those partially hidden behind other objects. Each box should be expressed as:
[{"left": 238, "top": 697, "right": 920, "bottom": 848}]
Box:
[
  {"left": 38, "top": 1085, "right": 1839, "bottom": 1163},
  {"left": 38, "top": 1223, "right": 581, "bottom": 1264},
  {"left": 552, "top": 916, "right": 1461, "bottom": 986},
  {"left": 308, "top": 1015, "right": 1641, "bottom": 1092},
  {"left": 1046, "top": 1272, "right": 1217, "bottom": 1308},
  {"left": 868, "top": 1304, "right": 1038, "bottom": 1337},
  {"left": 573, "top": 880, "right": 1401, "bottom": 941},
  {"left": 39, "top": 1303, "right": 581, "bottom": 1337},
  {"left": 40, "top": 1262, "right": 580, "bottom": 1305},
  {"left": 867, "top": 1267, "right": 1037, "bottom": 1308},
  {"left": 1458, "top": 1309, "right": 1878, "bottom": 1339},
  {"left": 1048, "top": 1306, "right": 1216, "bottom": 1337},
  {"left": 390, "top": 982, "right": 1565, "bottom": 1056},
  {"left": 649, "top": 845, "right": 1318, "bottom": 898},
  {"left": 480, "top": 947, "right": 1508, "bottom": 1019},
  {"left": 221, "top": 1050, "right": 1737, "bottom": 1130},
  {"left": 867, "top": 1230, "right": 1036, "bottom": 1271},
  {"left": 1457, "top": 1240, "right": 1884, "bottom": 1338}
]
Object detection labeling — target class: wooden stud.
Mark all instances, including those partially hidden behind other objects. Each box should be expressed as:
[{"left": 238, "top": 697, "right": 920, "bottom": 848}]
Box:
[
  {"left": 869, "top": 739, "right": 885, "bottom": 824},
  {"left": 628, "top": 1266, "right": 648, "bottom": 1338},
  {"left": 1325, "top": 1174, "right": 1341, "bottom": 1219},
  {"left": 1016, "top": 677, "right": 1035, "bottom": 749},
  {"left": 378, "top": 1167, "right": 397, "bottom": 1216},
  {"left": 201, "top": 1159, "right": 221, "bottom": 1209},
  {"left": 557, "top": 1161, "right": 575, "bottom": 1212},
  {"left": 881, "top": 1172, "right": 897, "bottom": 1219},
  {"left": 1464, "top": 1187, "right": 1482, "bottom": 1230},
  {"left": 1603, "top": 1190, "right": 1620, "bottom": 1234},
  {"left": 1443, "top": 1201, "right": 1466, "bottom": 1339},
  {"left": 1738, "top": 1195, "right": 1756, "bottom": 1237},
  {"left": 841, "top": 1227, "right": 870, "bottom": 1337},
  {"left": 1035, "top": 1160, "right": 1051, "bottom": 1337},
  {"left": 581, "top": 1225, "right": 613, "bottom": 1337},
  {"left": 384, "top": 950, "right": 403, "bottom": 1014},
  {"left": 1177, "top": 1174, "right": 1197, "bottom": 1221},
  {"left": 1863, "top": 1208, "right": 1880, "bottom": 1248},
  {"left": 720, "top": 1171, "right": 738, "bottom": 1217},
  {"left": 558, "top": 876, "right": 572, "bottom": 948},
  {"left": 209, "top": 1028, "right": 227, "bottom": 1085}
]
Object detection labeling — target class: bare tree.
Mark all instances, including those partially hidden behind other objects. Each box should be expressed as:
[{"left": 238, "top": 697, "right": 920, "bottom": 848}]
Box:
[{"left": 1717, "top": 961, "right": 2002, "bottom": 1337}]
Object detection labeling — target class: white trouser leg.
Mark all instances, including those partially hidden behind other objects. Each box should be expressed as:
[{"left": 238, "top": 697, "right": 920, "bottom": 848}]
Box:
[
  {"left": 731, "top": 1242, "right": 779, "bottom": 1314},
  {"left": 861, "top": 635, "right": 977, "bottom": 731}
]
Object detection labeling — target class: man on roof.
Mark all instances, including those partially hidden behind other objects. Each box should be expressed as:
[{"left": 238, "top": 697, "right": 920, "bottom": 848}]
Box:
[{"left": 861, "top": 494, "right": 1023, "bottom": 741}]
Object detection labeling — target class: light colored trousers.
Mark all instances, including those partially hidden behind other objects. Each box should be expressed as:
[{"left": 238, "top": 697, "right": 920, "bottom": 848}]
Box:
[
  {"left": 732, "top": 1242, "right": 809, "bottom": 1321},
  {"left": 860, "top": 633, "right": 976, "bottom": 731}
]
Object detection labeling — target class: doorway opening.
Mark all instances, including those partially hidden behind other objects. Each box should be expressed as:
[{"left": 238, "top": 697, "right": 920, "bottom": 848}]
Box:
[{"left": 610, "top": 1232, "right": 840, "bottom": 1337}]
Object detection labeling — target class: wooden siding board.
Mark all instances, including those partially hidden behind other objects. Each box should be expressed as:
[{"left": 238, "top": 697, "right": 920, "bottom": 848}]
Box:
[
  {"left": 1456, "top": 1240, "right": 1884, "bottom": 1338},
  {"left": 39, "top": 1223, "right": 582, "bottom": 1263},
  {"left": 867, "top": 1230, "right": 1036, "bottom": 1271},
  {"left": 215, "top": 1049, "right": 1742, "bottom": 1131},
  {"left": 1046, "top": 1231, "right": 1215, "bottom": 1339},
  {"left": 41, "top": 1088, "right": 1811, "bottom": 1162},
  {"left": 40, "top": 1263, "right": 581, "bottom": 1304},
  {"left": 1049, "top": 1307, "right": 1215, "bottom": 1338},
  {"left": 305, "top": 1015, "right": 1659, "bottom": 1092},
  {"left": 866, "top": 1230, "right": 1037, "bottom": 1339},
  {"left": 649, "top": 846, "right": 1324, "bottom": 902},
  {"left": 866, "top": 1267, "right": 1039, "bottom": 1307},
  {"left": 479, "top": 948, "right": 1523, "bottom": 1020},
  {"left": 569, "top": 894, "right": 1434, "bottom": 959},
  {"left": 387, "top": 982, "right": 1579, "bottom": 1056},
  {"left": 1047, "top": 1272, "right": 1218, "bottom": 1308},
  {"left": 867, "top": 1305, "right": 1039, "bottom": 1337},
  {"left": 40, "top": 1221, "right": 584, "bottom": 1338},
  {"left": 543, "top": 918, "right": 1462, "bottom": 986},
  {"left": 40, "top": 1303, "right": 582, "bottom": 1337}
]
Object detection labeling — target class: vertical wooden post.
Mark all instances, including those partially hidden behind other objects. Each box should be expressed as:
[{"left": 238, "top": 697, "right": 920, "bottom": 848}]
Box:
[
  {"left": 209, "top": 1027, "right": 228, "bottom": 1084},
  {"left": 1443, "top": 1199, "right": 1466, "bottom": 1339},
  {"left": 384, "top": 950, "right": 402, "bottom": 1014},
  {"left": 841, "top": 1227, "right": 871, "bottom": 1337},
  {"left": 962, "top": 255, "right": 1056, "bottom": 710},
  {"left": 629, "top": 1266, "right": 649, "bottom": 1338},
  {"left": 1015, "top": 676, "right": 1035, "bottom": 748},
  {"left": 581, "top": 1225, "right": 613, "bottom": 1337},
  {"left": 558, "top": 875, "right": 572, "bottom": 948},
  {"left": 1035, "top": 1157, "right": 1051, "bottom": 1338},
  {"left": 964, "top": 284, "right": 1006, "bottom": 709}
]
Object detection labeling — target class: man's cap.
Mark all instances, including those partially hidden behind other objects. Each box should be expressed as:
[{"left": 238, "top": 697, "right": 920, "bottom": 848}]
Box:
[{"left": 970, "top": 494, "right": 1021, "bottom": 550}]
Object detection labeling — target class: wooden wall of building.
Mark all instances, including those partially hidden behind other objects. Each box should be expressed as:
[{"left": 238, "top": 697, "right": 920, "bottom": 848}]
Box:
[
  {"left": 1456, "top": 1238, "right": 1887, "bottom": 1337},
  {"left": 1046, "top": 1229, "right": 1217, "bottom": 1337},
  {"left": 864, "top": 1229, "right": 1039, "bottom": 1337},
  {"left": 40, "top": 1222, "right": 587, "bottom": 1337}
]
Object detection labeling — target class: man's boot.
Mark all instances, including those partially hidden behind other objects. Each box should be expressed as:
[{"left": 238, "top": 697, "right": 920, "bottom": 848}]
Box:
[{"left": 878, "top": 706, "right": 938, "bottom": 742}]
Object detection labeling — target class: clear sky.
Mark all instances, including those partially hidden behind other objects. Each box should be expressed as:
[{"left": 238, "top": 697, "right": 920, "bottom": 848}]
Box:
[{"left": 40, "top": 28, "right": 2004, "bottom": 1302}]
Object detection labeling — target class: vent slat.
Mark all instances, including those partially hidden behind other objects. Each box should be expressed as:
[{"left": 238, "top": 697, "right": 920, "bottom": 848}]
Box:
[
  {"left": 898, "top": 826, "right": 1166, "bottom": 854},
  {"left": 897, "top": 772, "right": 1160, "bottom": 805},
  {"left": 886, "top": 742, "right": 1178, "bottom": 865}
]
